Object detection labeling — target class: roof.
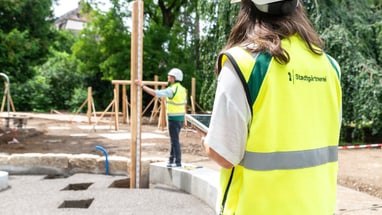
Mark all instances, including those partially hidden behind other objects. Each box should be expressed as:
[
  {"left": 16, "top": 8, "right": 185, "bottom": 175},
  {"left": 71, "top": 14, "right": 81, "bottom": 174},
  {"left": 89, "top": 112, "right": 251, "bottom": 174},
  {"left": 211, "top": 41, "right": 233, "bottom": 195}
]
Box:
[{"left": 54, "top": 3, "right": 91, "bottom": 33}]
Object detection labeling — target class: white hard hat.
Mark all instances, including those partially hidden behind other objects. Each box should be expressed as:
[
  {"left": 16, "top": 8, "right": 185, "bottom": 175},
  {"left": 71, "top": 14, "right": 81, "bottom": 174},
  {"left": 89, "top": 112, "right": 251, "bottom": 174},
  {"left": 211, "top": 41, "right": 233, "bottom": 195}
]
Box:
[
  {"left": 230, "top": 0, "right": 298, "bottom": 16},
  {"left": 231, "top": 0, "right": 283, "bottom": 5},
  {"left": 168, "top": 68, "right": 183, "bottom": 81}
]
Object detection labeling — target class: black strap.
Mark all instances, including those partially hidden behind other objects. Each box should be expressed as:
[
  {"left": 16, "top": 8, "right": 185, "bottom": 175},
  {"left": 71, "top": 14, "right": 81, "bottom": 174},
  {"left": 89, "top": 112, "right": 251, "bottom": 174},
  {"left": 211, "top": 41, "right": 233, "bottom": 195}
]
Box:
[
  {"left": 217, "top": 52, "right": 254, "bottom": 213},
  {"left": 218, "top": 53, "right": 253, "bottom": 116},
  {"left": 219, "top": 167, "right": 235, "bottom": 215}
]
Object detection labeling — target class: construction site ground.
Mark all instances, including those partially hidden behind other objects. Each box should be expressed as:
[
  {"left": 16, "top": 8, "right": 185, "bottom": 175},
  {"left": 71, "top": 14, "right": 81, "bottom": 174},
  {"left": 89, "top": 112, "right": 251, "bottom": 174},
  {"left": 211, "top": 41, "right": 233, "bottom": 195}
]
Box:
[{"left": 0, "top": 112, "right": 382, "bottom": 209}]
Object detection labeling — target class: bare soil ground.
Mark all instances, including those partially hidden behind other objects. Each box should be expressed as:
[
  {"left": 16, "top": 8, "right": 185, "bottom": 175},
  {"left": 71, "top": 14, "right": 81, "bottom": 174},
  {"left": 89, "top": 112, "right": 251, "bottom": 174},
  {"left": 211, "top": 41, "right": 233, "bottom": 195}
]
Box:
[{"left": 0, "top": 113, "right": 381, "bottom": 200}]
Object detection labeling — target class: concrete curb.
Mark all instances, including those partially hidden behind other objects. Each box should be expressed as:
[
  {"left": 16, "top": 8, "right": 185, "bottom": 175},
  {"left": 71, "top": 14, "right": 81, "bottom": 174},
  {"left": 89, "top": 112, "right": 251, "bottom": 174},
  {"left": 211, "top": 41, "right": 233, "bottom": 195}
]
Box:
[
  {"left": 0, "top": 170, "right": 8, "bottom": 191},
  {"left": 150, "top": 162, "right": 220, "bottom": 211}
]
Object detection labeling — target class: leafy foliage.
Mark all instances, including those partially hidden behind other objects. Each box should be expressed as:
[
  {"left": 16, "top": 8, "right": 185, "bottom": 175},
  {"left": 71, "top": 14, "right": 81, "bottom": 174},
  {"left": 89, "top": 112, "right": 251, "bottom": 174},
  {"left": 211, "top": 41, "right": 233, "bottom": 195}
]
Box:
[
  {"left": 12, "top": 51, "right": 85, "bottom": 112},
  {"left": 305, "top": 0, "right": 382, "bottom": 141},
  {"left": 139, "top": 0, "right": 198, "bottom": 105},
  {"left": 0, "top": 0, "right": 55, "bottom": 83},
  {"left": 197, "top": 1, "right": 239, "bottom": 110},
  {"left": 72, "top": 1, "right": 131, "bottom": 108}
]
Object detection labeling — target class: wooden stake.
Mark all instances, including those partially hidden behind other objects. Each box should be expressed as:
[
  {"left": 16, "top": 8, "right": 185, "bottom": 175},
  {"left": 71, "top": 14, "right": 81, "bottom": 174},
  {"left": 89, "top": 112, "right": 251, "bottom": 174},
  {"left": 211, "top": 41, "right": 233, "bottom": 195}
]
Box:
[
  {"left": 71, "top": 87, "right": 96, "bottom": 124},
  {"left": 87, "top": 87, "right": 93, "bottom": 124},
  {"left": 122, "top": 85, "right": 127, "bottom": 124},
  {"left": 114, "top": 84, "right": 120, "bottom": 131},
  {"left": 1, "top": 82, "right": 15, "bottom": 113},
  {"left": 191, "top": 78, "right": 196, "bottom": 114},
  {"left": 93, "top": 94, "right": 115, "bottom": 130}
]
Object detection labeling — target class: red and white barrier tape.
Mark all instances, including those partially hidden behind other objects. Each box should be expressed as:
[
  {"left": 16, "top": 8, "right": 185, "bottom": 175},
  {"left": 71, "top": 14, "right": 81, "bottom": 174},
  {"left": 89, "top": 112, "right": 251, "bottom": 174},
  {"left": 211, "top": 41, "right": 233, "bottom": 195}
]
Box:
[{"left": 338, "top": 143, "right": 382, "bottom": 150}]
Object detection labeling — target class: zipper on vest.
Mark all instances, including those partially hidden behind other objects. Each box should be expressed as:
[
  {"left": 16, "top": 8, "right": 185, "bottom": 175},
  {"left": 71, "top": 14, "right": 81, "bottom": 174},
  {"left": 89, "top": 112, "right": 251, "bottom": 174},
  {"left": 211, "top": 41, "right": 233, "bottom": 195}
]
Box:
[{"left": 220, "top": 167, "right": 235, "bottom": 215}]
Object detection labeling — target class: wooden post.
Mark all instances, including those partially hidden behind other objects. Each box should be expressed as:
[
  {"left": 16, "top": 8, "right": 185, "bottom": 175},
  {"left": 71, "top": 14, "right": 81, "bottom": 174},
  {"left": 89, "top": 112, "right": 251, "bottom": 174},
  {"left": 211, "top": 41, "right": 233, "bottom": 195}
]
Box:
[
  {"left": 93, "top": 94, "right": 115, "bottom": 129},
  {"left": 87, "top": 87, "right": 92, "bottom": 124},
  {"left": 112, "top": 80, "right": 131, "bottom": 128},
  {"left": 112, "top": 79, "right": 166, "bottom": 126},
  {"left": 149, "top": 75, "right": 160, "bottom": 122},
  {"left": 114, "top": 84, "right": 120, "bottom": 131},
  {"left": 191, "top": 78, "right": 196, "bottom": 114},
  {"left": 1, "top": 82, "right": 15, "bottom": 113},
  {"left": 1, "top": 83, "right": 7, "bottom": 113},
  {"left": 190, "top": 96, "right": 195, "bottom": 114},
  {"left": 130, "top": 0, "right": 144, "bottom": 189},
  {"left": 122, "top": 85, "right": 127, "bottom": 124},
  {"left": 71, "top": 86, "right": 97, "bottom": 124},
  {"left": 191, "top": 77, "right": 205, "bottom": 113}
]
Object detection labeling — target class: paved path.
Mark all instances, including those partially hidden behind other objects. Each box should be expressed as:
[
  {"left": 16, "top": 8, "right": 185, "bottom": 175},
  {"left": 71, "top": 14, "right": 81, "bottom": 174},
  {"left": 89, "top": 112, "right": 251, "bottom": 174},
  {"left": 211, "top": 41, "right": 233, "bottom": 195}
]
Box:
[
  {"left": 1, "top": 173, "right": 214, "bottom": 215},
  {"left": 1, "top": 167, "right": 382, "bottom": 215}
]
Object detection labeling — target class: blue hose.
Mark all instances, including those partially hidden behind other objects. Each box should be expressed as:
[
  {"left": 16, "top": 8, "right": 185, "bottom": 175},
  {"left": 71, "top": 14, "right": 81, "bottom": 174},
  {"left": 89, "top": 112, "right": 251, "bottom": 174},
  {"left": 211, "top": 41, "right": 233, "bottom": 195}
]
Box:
[{"left": 95, "top": 145, "right": 109, "bottom": 175}]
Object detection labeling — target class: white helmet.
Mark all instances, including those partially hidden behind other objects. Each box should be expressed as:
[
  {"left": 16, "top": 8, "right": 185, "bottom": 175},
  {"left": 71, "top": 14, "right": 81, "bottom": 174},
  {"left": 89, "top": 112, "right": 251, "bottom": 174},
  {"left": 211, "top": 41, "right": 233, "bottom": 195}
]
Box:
[
  {"left": 168, "top": 68, "right": 183, "bottom": 81},
  {"left": 231, "top": 0, "right": 284, "bottom": 4},
  {"left": 231, "top": 0, "right": 298, "bottom": 16}
]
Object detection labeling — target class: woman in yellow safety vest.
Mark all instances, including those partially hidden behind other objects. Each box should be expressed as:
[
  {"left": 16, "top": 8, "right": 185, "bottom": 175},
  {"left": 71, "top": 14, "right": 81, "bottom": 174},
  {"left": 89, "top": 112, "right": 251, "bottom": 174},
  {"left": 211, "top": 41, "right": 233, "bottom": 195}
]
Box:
[{"left": 201, "top": 0, "right": 342, "bottom": 214}]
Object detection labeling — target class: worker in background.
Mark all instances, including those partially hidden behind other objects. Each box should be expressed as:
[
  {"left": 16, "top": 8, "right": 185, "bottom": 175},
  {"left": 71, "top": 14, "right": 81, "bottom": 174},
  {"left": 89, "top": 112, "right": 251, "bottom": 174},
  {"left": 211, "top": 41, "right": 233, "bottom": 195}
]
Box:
[{"left": 135, "top": 68, "right": 187, "bottom": 168}]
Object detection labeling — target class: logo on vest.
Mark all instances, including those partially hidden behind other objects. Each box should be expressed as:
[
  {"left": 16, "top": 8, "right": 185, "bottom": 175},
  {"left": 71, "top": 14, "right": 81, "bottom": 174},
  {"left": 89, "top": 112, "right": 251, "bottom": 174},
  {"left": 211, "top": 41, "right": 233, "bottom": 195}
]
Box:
[{"left": 288, "top": 71, "right": 327, "bottom": 84}]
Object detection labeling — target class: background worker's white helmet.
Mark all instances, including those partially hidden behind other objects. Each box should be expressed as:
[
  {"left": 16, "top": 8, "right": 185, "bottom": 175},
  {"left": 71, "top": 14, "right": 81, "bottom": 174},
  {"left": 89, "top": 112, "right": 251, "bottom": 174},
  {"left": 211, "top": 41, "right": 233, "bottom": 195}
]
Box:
[
  {"left": 168, "top": 68, "right": 183, "bottom": 82},
  {"left": 231, "top": 0, "right": 298, "bottom": 16}
]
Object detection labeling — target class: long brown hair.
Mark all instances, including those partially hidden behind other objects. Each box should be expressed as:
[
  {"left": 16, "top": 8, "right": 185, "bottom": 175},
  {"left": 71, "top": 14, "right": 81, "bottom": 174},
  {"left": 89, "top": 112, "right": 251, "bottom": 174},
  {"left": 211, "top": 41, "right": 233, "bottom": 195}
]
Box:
[{"left": 220, "top": 0, "right": 323, "bottom": 65}]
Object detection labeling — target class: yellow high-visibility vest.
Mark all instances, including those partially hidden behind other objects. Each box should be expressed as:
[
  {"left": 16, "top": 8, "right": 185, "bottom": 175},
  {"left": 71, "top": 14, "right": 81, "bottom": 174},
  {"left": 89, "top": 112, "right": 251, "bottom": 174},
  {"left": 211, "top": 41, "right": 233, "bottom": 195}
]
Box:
[
  {"left": 217, "top": 35, "right": 342, "bottom": 215},
  {"left": 166, "top": 82, "right": 187, "bottom": 121}
]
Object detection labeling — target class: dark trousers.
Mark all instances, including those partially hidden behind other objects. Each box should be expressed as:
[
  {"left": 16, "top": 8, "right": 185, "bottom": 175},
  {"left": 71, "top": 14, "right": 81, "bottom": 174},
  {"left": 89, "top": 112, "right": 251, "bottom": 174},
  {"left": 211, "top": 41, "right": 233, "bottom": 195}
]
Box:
[{"left": 168, "top": 120, "right": 183, "bottom": 165}]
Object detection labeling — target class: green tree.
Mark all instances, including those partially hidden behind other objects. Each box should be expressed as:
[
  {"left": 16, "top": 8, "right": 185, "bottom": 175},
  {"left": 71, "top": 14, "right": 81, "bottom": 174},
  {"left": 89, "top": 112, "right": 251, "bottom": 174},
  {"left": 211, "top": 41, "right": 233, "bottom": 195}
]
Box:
[
  {"left": 14, "top": 51, "right": 85, "bottom": 112},
  {"left": 0, "top": 0, "right": 55, "bottom": 83},
  {"left": 143, "top": 0, "right": 190, "bottom": 79},
  {"left": 305, "top": 0, "right": 382, "bottom": 141},
  {"left": 197, "top": 0, "right": 382, "bottom": 142},
  {"left": 74, "top": 0, "right": 199, "bottom": 109},
  {"left": 13, "top": 26, "right": 86, "bottom": 112},
  {"left": 51, "top": 30, "right": 78, "bottom": 54},
  {"left": 72, "top": 1, "right": 130, "bottom": 108},
  {"left": 198, "top": 0, "right": 239, "bottom": 110},
  {"left": 142, "top": 0, "right": 198, "bottom": 107}
]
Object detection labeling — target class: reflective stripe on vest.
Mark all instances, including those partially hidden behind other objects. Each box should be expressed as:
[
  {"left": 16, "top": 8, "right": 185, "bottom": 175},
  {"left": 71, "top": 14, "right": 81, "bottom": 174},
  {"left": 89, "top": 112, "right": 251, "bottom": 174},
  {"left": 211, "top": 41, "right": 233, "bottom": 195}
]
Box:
[{"left": 240, "top": 145, "right": 338, "bottom": 171}]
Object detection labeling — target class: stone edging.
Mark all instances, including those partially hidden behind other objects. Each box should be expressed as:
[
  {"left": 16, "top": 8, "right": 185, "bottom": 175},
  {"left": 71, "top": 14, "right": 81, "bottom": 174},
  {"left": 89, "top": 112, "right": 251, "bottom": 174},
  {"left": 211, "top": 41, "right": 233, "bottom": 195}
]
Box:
[{"left": 0, "top": 153, "right": 166, "bottom": 187}]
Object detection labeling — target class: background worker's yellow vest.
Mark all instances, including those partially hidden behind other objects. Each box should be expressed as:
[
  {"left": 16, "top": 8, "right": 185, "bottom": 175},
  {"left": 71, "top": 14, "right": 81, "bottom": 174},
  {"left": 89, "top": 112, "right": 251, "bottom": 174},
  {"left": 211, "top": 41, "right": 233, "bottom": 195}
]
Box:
[
  {"left": 166, "top": 82, "right": 187, "bottom": 121},
  {"left": 217, "top": 35, "right": 342, "bottom": 215}
]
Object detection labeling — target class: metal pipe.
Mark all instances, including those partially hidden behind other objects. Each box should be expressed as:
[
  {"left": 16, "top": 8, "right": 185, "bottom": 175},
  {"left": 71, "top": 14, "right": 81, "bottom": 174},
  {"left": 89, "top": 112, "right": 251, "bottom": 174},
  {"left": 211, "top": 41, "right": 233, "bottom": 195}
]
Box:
[
  {"left": 0, "top": 73, "right": 10, "bottom": 117},
  {"left": 95, "top": 145, "right": 109, "bottom": 175}
]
